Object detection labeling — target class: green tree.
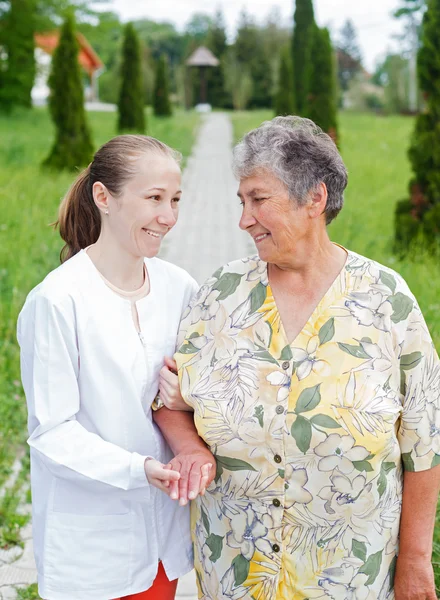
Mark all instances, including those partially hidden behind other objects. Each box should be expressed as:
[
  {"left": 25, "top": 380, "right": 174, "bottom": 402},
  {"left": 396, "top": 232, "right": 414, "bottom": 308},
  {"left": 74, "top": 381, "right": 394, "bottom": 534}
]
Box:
[
  {"left": 394, "top": 0, "right": 426, "bottom": 112},
  {"left": 117, "top": 22, "right": 145, "bottom": 133},
  {"left": 153, "top": 54, "right": 172, "bottom": 116},
  {"left": 307, "top": 27, "right": 338, "bottom": 142},
  {"left": 394, "top": 0, "right": 440, "bottom": 251},
  {"left": 373, "top": 53, "right": 410, "bottom": 113},
  {"left": 234, "top": 9, "right": 273, "bottom": 108},
  {"left": 224, "top": 51, "right": 253, "bottom": 110},
  {"left": 184, "top": 12, "right": 212, "bottom": 45},
  {"left": 292, "top": 0, "right": 316, "bottom": 114},
  {"left": 43, "top": 13, "right": 93, "bottom": 170},
  {"left": 0, "top": 0, "right": 36, "bottom": 109},
  {"left": 337, "top": 19, "right": 362, "bottom": 92},
  {"left": 206, "top": 9, "right": 230, "bottom": 108},
  {"left": 274, "top": 45, "right": 295, "bottom": 116}
]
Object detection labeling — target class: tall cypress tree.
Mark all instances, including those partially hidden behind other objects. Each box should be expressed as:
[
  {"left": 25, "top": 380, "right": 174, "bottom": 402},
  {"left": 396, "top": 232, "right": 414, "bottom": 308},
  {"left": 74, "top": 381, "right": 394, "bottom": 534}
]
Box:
[
  {"left": 206, "top": 9, "right": 230, "bottom": 108},
  {"left": 153, "top": 54, "right": 172, "bottom": 117},
  {"left": 394, "top": 0, "right": 440, "bottom": 251},
  {"left": 118, "top": 23, "right": 145, "bottom": 133},
  {"left": 292, "top": 0, "right": 316, "bottom": 115},
  {"left": 234, "top": 10, "right": 273, "bottom": 109},
  {"left": 0, "top": 0, "right": 36, "bottom": 109},
  {"left": 274, "top": 45, "right": 295, "bottom": 116},
  {"left": 307, "top": 27, "right": 338, "bottom": 142},
  {"left": 43, "top": 13, "right": 93, "bottom": 170}
]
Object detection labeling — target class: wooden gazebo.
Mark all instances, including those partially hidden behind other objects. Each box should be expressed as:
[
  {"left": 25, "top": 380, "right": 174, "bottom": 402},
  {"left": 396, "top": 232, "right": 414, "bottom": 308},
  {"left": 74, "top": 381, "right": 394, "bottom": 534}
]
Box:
[{"left": 186, "top": 46, "right": 219, "bottom": 105}]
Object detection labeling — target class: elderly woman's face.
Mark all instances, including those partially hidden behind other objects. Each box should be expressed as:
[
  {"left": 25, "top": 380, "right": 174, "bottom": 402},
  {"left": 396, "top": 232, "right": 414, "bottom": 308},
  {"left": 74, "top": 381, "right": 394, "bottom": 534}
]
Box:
[{"left": 238, "top": 170, "right": 311, "bottom": 265}]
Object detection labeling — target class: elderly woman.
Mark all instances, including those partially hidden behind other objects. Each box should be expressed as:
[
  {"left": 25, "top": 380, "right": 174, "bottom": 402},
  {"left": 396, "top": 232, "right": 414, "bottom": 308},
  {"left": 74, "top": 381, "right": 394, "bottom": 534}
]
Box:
[{"left": 155, "top": 116, "right": 440, "bottom": 600}]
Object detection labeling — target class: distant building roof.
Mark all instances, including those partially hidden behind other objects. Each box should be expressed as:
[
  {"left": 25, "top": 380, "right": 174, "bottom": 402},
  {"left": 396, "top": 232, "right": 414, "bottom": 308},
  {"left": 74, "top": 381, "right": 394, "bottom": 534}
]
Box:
[
  {"left": 35, "top": 32, "right": 103, "bottom": 75},
  {"left": 186, "top": 46, "right": 219, "bottom": 67}
]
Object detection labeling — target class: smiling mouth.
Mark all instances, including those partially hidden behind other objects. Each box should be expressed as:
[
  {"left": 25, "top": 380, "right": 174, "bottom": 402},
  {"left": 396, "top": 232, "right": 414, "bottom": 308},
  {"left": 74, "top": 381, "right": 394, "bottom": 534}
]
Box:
[
  {"left": 254, "top": 233, "right": 270, "bottom": 243},
  {"left": 142, "top": 229, "right": 163, "bottom": 239}
]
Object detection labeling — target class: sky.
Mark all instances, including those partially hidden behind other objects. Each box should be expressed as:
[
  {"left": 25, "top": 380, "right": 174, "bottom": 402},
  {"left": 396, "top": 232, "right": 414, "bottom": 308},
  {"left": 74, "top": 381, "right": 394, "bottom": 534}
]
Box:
[{"left": 101, "top": 0, "right": 405, "bottom": 72}]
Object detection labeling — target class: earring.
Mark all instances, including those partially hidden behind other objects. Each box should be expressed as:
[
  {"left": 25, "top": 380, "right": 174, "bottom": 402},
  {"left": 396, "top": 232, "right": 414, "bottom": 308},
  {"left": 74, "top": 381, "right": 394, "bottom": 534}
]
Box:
[{"left": 104, "top": 210, "right": 109, "bottom": 215}]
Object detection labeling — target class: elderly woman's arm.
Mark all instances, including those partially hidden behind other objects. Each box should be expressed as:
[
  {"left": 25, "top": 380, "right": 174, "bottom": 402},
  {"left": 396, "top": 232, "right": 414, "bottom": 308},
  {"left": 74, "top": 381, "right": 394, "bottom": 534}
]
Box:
[
  {"left": 153, "top": 408, "right": 215, "bottom": 505},
  {"left": 394, "top": 466, "right": 440, "bottom": 600}
]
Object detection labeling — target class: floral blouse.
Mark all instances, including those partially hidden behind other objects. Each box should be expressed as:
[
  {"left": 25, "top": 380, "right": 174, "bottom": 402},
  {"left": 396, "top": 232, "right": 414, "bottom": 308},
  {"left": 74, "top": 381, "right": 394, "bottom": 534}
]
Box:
[{"left": 175, "top": 248, "right": 440, "bottom": 600}]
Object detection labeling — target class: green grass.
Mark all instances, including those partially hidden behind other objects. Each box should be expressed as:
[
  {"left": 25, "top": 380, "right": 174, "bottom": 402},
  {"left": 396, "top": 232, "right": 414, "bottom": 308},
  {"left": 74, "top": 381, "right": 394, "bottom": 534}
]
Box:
[
  {"left": 16, "top": 584, "right": 41, "bottom": 600},
  {"left": 0, "top": 106, "right": 200, "bottom": 547},
  {"left": 232, "top": 109, "right": 440, "bottom": 591}
]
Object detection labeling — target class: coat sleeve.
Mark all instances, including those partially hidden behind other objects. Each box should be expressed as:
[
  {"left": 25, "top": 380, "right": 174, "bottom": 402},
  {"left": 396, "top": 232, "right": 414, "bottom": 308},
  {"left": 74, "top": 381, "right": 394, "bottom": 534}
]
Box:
[{"left": 17, "top": 289, "right": 151, "bottom": 502}]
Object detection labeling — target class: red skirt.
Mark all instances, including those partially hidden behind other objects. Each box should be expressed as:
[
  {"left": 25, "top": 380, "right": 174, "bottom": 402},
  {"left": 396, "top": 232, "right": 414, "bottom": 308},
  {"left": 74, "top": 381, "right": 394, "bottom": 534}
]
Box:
[{"left": 113, "top": 563, "right": 178, "bottom": 600}]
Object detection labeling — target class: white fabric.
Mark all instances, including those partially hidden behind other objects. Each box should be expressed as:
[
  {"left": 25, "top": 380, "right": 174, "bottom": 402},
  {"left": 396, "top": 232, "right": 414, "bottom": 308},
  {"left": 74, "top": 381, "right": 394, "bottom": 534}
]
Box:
[{"left": 17, "top": 250, "right": 199, "bottom": 600}]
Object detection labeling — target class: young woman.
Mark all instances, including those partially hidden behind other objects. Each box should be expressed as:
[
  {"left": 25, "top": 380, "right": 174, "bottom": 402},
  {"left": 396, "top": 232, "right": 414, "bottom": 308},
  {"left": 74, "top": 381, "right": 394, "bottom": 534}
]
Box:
[{"left": 17, "top": 135, "right": 215, "bottom": 600}]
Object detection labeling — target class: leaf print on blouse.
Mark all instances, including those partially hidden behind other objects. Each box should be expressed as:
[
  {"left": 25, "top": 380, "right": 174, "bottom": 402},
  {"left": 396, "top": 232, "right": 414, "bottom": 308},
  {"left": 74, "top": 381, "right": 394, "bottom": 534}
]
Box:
[
  {"left": 314, "top": 434, "right": 371, "bottom": 474},
  {"left": 339, "top": 337, "right": 393, "bottom": 376},
  {"left": 241, "top": 413, "right": 284, "bottom": 460},
  {"left": 185, "top": 305, "right": 240, "bottom": 366},
  {"left": 334, "top": 372, "right": 400, "bottom": 438},
  {"left": 291, "top": 335, "right": 331, "bottom": 381},
  {"left": 195, "top": 535, "right": 249, "bottom": 600}
]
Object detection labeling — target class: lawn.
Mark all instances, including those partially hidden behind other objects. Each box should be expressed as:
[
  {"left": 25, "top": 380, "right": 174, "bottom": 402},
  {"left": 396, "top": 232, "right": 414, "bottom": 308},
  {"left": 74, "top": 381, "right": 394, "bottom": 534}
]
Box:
[
  {"left": 0, "top": 106, "right": 200, "bottom": 552},
  {"left": 232, "top": 108, "right": 440, "bottom": 591}
]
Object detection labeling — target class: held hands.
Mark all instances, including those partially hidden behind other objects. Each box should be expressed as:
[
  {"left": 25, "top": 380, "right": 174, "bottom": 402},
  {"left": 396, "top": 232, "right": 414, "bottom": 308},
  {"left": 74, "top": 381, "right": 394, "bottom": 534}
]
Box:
[
  {"left": 167, "top": 445, "right": 216, "bottom": 506},
  {"left": 158, "top": 357, "right": 193, "bottom": 411},
  {"left": 143, "top": 447, "right": 216, "bottom": 504}
]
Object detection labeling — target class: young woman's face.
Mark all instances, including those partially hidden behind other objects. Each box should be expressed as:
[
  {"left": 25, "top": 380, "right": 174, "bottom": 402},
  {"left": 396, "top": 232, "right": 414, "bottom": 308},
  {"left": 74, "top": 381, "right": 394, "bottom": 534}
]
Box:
[{"left": 106, "top": 153, "right": 182, "bottom": 258}]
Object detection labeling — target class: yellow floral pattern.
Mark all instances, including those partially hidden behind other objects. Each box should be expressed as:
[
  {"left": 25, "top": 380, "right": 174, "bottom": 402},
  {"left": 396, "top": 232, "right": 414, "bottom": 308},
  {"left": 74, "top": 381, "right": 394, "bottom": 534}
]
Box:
[{"left": 175, "top": 251, "right": 440, "bottom": 600}]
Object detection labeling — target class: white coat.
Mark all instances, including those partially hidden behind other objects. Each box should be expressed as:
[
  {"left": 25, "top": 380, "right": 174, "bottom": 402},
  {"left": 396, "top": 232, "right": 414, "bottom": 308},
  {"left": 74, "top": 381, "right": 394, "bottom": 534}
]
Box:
[{"left": 17, "top": 250, "right": 199, "bottom": 600}]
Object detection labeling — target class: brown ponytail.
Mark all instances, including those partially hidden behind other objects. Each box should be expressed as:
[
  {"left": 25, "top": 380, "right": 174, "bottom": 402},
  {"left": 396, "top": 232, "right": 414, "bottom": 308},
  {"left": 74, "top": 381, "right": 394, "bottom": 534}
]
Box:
[
  {"left": 56, "top": 164, "right": 101, "bottom": 262},
  {"left": 54, "top": 135, "right": 182, "bottom": 263}
]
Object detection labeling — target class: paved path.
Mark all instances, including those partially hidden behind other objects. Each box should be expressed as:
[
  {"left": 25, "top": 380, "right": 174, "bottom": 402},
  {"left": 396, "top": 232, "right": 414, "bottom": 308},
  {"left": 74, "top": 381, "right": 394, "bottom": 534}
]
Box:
[
  {"left": 159, "top": 112, "right": 254, "bottom": 283},
  {"left": 0, "top": 112, "right": 254, "bottom": 599}
]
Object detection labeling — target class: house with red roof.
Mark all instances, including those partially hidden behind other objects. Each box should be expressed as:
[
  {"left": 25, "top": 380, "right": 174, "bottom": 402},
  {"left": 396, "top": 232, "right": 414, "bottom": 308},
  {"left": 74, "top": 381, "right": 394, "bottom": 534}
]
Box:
[{"left": 32, "top": 31, "right": 104, "bottom": 104}]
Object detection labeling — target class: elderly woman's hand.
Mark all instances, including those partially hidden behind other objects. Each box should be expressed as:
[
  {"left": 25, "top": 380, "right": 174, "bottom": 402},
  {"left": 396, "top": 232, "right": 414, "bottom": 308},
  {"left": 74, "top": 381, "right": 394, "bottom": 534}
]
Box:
[
  {"left": 159, "top": 357, "right": 193, "bottom": 411},
  {"left": 166, "top": 445, "right": 216, "bottom": 506},
  {"left": 394, "top": 555, "right": 437, "bottom": 600}
]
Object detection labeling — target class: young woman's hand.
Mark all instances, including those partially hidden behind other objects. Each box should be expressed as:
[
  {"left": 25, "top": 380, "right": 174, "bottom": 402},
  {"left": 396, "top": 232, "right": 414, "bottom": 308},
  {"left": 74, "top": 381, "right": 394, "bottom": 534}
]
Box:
[
  {"left": 158, "top": 357, "right": 193, "bottom": 411},
  {"left": 143, "top": 458, "right": 180, "bottom": 495},
  {"left": 166, "top": 446, "right": 216, "bottom": 505}
]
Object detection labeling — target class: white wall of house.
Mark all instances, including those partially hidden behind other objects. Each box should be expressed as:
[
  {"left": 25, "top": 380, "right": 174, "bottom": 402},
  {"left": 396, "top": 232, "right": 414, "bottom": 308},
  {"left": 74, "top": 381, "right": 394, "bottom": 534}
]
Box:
[
  {"left": 31, "top": 47, "right": 99, "bottom": 105},
  {"left": 32, "top": 48, "right": 51, "bottom": 105}
]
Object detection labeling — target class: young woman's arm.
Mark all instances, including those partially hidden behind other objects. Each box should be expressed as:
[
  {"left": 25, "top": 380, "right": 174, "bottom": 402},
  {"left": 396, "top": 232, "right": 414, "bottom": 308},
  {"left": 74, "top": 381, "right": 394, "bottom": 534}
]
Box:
[
  {"left": 18, "top": 290, "right": 179, "bottom": 501},
  {"left": 153, "top": 408, "right": 216, "bottom": 505}
]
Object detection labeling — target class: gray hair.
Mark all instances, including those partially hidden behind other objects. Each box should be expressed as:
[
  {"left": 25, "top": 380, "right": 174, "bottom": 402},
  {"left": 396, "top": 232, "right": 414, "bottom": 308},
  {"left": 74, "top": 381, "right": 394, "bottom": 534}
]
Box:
[{"left": 232, "top": 116, "right": 348, "bottom": 224}]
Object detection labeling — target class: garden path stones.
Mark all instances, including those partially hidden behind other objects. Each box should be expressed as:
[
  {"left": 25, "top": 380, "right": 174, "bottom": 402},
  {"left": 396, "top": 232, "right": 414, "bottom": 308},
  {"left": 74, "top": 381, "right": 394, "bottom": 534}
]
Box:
[{"left": 159, "top": 112, "right": 254, "bottom": 283}]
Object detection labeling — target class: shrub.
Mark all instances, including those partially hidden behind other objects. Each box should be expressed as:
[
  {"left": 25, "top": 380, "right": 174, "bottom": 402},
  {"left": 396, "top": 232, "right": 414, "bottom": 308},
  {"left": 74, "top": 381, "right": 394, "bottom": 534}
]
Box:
[
  {"left": 42, "top": 13, "right": 93, "bottom": 170},
  {"left": 117, "top": 23, "right": 145, "bottom": 133}
]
